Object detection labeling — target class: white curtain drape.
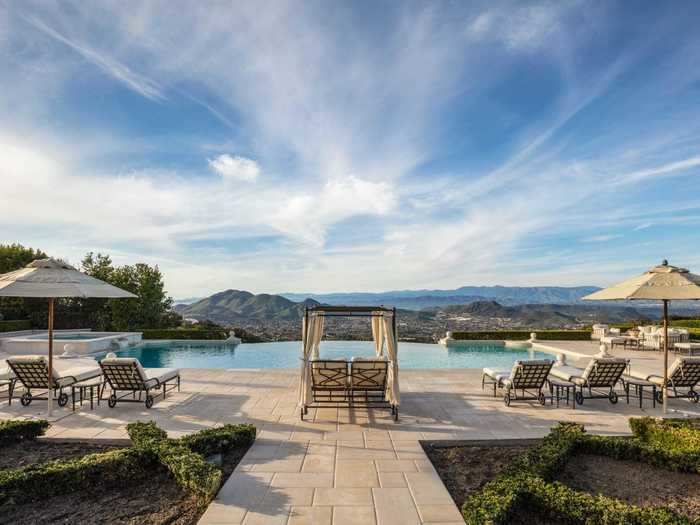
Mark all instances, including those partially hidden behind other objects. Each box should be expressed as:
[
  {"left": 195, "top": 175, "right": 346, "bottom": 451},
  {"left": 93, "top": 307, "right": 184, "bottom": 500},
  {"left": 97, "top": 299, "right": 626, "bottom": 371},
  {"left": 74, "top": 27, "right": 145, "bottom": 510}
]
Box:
[
  {"left": 311, "top": 315, "right": 324, "bottom": 360},
  {"left": 371, "top": 315, "right": 384, "bottom": 357},
  {"left": 298, "top": 314, "right": 317, "bottom": 408},
  {"left": 382, "top": 314, "right": 400, "bottom": 406}
]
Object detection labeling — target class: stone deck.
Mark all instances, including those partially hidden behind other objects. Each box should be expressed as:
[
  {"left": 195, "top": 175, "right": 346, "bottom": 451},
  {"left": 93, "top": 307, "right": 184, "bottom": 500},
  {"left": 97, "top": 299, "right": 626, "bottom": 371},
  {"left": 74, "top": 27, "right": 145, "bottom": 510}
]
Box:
[{"left": 1, "top": 344, "right": 699, "bottom": 524}]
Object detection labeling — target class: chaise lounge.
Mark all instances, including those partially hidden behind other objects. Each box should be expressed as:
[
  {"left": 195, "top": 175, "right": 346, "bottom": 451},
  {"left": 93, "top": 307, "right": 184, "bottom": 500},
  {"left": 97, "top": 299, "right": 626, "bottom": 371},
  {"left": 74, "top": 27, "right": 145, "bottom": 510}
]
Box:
[
  {"left": 549, "top": 357, "right": 628, "bottom": 405},
  {"left": 6, "top": 355, "right": 101, "bottom": 407},
  {"left": 482, "top": 359, "right": 554, "bottom": 406},
  {"left": 628, "top": 356, "right": 700, "bottom": 403},
  {"left": 100, "top": 357, "right": 180, "bottom": 409}
]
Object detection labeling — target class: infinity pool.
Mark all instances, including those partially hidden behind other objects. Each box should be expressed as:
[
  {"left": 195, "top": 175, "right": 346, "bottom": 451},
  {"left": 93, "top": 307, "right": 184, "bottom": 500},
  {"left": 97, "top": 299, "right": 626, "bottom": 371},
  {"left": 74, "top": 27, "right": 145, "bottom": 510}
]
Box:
[{"left": 114, "top": 340, "right": 551, "bottom": 369}]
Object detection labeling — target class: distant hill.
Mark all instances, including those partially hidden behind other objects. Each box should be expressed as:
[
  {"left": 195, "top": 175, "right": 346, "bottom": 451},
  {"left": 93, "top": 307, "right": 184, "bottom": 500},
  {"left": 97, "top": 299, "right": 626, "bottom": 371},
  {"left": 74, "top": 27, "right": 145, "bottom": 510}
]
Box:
[
  {"left": 438, "top": 300, "right": 650, "bottom": 326},
  {"left": 281, "top": 285, "right": 601, "bottom": 310},
  {"left": 174, "top": 289, "right": 320, "bottom": 324}
]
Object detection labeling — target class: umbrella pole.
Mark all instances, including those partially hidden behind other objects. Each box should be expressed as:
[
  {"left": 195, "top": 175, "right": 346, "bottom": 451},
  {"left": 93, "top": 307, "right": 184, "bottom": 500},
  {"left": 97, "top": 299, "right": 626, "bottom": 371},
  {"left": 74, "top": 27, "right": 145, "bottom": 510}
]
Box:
[
  {"left": 47, "top": 298, "right": 54, "bottom": 417},
  {"left": 662, "top": 299, "right": 669, "bottom": 415}
]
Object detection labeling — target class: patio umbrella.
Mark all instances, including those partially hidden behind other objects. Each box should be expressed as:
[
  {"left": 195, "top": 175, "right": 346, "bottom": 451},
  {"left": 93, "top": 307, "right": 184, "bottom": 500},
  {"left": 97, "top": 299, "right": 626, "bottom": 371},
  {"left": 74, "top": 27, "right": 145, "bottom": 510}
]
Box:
[
  {"left": 0, "top": 258, "right": 136, "bottom": 415},
  {"left": 582, "top": 260, "right": 700, "bottom": 413}
]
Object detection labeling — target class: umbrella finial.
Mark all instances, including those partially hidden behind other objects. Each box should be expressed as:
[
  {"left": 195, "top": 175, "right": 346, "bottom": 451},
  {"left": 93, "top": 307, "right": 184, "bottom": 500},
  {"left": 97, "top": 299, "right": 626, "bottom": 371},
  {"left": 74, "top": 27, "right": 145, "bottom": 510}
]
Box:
[{"left": 661, "top": 259, "right": 668, "bottom": 266}]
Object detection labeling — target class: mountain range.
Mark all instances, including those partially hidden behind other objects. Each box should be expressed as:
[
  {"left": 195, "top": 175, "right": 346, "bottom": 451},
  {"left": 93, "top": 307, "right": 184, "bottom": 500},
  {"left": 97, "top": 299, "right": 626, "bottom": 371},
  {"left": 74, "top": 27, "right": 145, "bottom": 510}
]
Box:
[
  {"left": 174, "top": 288, "right": 650, "bottom": 328},
  {"left": 280, "top": 285, "right": 601, "bottom": 309}
]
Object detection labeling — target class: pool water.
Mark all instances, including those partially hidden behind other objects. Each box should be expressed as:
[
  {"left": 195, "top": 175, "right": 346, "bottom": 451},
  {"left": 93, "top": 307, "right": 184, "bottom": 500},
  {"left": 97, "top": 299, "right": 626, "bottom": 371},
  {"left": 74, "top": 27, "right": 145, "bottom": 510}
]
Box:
[{"left": 114, "top": 340, "right": 551, "bottom": 369}]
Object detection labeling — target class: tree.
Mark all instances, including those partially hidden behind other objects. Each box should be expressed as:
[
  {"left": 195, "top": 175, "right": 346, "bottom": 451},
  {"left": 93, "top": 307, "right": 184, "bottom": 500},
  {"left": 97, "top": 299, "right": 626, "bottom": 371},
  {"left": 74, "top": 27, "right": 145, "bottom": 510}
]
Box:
[{"left": 0, "top": 244, "right": 47, "bottom": 320}]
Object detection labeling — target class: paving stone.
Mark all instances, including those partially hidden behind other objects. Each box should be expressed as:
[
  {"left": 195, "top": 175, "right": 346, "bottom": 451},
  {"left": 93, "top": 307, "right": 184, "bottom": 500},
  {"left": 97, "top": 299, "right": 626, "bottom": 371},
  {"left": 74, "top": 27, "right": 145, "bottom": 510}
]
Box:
[
  {"left": 335, "top": 460, "right": 379, "bottom": 487},
  {"left": 332, "top": 506, "right": 376, "bottom": 525},
  {"left": 372, "top": 488, "right": 421, "bottom": 525},
  {"left": 313, "top": 488, "right": 374, "bottom": 506},
  {"left": 288, "top": 506, "right": 332, "bottom": 525}
]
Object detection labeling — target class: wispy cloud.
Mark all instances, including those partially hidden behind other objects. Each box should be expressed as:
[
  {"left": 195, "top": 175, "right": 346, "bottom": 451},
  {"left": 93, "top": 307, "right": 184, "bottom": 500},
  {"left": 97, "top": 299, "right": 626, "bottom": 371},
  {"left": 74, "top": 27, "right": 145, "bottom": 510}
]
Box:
[
  {"left": 1, "top": 1, "right": 700, "bottom": 296},
  {"left": 22, "top": 14, "right": 165, "bottom": 101}
]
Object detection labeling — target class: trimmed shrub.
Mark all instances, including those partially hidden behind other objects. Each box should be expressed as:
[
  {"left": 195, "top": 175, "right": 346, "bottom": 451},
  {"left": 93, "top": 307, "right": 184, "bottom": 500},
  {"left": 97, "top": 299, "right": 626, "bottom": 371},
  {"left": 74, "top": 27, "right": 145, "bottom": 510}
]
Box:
[
  {"left": 127, "top": 421, "right": 255, "bottom": 502},
  {"left": 451, "top": 330, "right": 591, "bottom": 341},
  {"left": 140, "top": 329, "right": 228, "bottom": 340},
  {"left": 0, "top": 419, "right": 49, "bottom": 446},
  {"left": 0, "top": 320, "right": 32, "bottom": 332},
  {"left": 180, "top": 424, "right": 256, "bottom": 457},
  {"left": 462, "top": 421, "right": 696, "bottom": 525},
  {"left": 0, "top": 448, "right": 156, "bottom": 505},
  {"left": 671, "top": 320, "right": 700, "bottom": 329},
  {"left": 630, "top": 417, "right": 700, "bottom": 455},
  {"left": 126, "top": 421, "right": 168, "bottom": 448}
]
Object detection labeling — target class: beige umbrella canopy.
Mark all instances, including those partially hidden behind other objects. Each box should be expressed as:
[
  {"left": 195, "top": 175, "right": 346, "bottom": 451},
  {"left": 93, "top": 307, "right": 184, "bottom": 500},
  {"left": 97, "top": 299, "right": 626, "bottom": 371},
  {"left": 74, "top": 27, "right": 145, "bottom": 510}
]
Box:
[
  {"left": 583, "top": 260, "right": 700, "bottom": 413},
  {"left": 0, "top": 258, "right": 136, "bottom": 415}
]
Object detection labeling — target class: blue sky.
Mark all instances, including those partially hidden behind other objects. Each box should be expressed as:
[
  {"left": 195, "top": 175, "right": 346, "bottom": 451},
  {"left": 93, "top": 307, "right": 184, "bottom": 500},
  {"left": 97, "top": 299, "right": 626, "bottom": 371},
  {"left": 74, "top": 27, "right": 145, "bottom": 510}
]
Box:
[{"left": 1, "top": 1, "right": 700, "bottom": 297}]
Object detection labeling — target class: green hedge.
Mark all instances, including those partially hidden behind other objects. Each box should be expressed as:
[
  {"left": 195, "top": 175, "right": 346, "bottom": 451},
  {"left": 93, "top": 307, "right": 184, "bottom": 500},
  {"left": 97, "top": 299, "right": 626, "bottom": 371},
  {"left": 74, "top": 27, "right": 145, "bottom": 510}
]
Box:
[
  {"left": 0, "top": 420, "right": 49, "bottom": 447},
  {"left": 671, "top": 320, "right": 700, "bottom": 328},
  {"left": 140, "top": 329, "right": 229, "bottom": 340},
  {"left": 127, "top": 421, "right": 256, "bottom": 502},
  {"left": 0, "top": 320, "right": 32, "bottom": 332},
  {"left": 630, "top": 417, "right": 700, "bottom": 456},
  {"left": 0, "top": 448, "right": 156, "bottom": 505},
  {"left": 462, "top": 422, "right": 694, "bottom": 525},
  {"left": 180, "top": 424, "right": 256, "bottom": 457},
  {"left": 451, "top": 330, "right": 592, "bottom": 341}
]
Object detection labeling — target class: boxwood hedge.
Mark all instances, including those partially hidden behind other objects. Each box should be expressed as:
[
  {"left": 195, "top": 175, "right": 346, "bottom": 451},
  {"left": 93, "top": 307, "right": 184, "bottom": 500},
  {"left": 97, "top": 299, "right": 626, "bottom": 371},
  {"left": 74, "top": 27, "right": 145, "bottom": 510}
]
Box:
[
  {"left": 462, "top": 421, "right": 697, "bottom": 525},
  {"left": 140, "top": 329, "right": 229, "bottom": 340},
  {"left": 126, "top": 421, "right": 256, "bottom": 501},
  {"left": 450, "top": 330, "right": 592, "bottom": 341},
  {"left": 0, "top": 419, "right": 49, "bottom": 446},
  {"left": 0, "top": 420, "right": 256, "bottom": 507},
  {"left": 0, "top": 320, "right": 32, "bottom": 332}
]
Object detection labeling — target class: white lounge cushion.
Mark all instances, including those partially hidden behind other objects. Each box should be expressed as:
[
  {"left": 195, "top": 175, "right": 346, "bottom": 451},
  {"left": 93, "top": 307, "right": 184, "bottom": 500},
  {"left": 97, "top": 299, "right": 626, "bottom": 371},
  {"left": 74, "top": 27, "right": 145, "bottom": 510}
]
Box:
[
  {"left": 550, "top": 365, "right": 584, "bottom": 382},
  {"left": 352, "top": 356, "right": 388, "bottom": 361},
  {"left": 144, "top": 367, "right": 180, "bottom": 383},
  {"left": 482, "top": 367, "right": 510, "bottom": 383},
  {"left": 8, "top": 356, "right": 100, "bottom": 384},
  {"left": 0, "top": 367, "right": 15, "bottom": 381}
]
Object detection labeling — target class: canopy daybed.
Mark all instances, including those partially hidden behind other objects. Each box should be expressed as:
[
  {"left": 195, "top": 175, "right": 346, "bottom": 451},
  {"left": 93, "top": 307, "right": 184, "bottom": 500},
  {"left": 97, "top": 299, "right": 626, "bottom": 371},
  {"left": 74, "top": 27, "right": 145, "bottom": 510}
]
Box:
[{"left": 298, "top": 305, "right": 400, "bottom": 421}]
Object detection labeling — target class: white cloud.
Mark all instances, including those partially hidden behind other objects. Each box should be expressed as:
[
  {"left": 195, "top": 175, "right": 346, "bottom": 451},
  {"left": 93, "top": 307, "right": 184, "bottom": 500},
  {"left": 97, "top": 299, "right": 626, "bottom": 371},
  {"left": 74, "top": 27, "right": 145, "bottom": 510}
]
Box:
[
  {"left": 581, "top": 234, "right": 623, "bottom": 243},
  {"left": 208, "top": 154, "right": 261, "bottom": 182}
]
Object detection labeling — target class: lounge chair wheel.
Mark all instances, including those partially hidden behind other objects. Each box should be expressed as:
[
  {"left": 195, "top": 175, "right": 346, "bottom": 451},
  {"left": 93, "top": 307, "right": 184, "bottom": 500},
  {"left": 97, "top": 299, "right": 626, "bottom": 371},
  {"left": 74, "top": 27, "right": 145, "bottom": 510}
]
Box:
[
  {"left": 503, "top": 393, "right": 511, "bottom": 407},
  {"left": 689, "top": 390, "right": 699, "bottom": 403},
  {"left": 609, "top": 391, "right": 618, "bottom": 404},
  {"left": 108, "top": 394, "right": 117, "bottom": 408},
  {"left": 655, "top": 390, "right": 663, "bottom": 404},
  {"left": 145, "top": 395, "right": 154, "bottom": 409},
  {"left": 538, "top": 392, "right": 546, "bottom": 406},
  {"left": 574, "top": 391, "right": 584, "bottom": 405},
  {"left": 57, "top": 392, "right": 68, "bottom": 407},
  {"left": 20, "top": 392, "right": 32, "bottom": 406}
]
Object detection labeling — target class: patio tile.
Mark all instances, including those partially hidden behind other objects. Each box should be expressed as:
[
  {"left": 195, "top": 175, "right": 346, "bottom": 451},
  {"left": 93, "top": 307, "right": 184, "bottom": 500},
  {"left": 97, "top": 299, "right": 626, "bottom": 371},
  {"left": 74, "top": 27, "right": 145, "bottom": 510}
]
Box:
[
  {"left": 313, "top": 488, "right": 373, "bottom": 506},
  {"left": 375, "top": 460, "right": 417, "bottom": 472},
  {"left": 417, "top": 504, "right": 464, "bottom": 522},
  {"left": 271, "top": 473, "right": 334, "bottom": 488},
  {"left": 287, "top": 506, "right": 332, "bottom": 525},
  {"left": 335, "top": 460, "right": 379, "bottom": 487},
  {"left": 372, "top": 488, "right": 421, "bottom": 525},
  {"left": 260, "top": 487, "right": 314, "bottom": 507},
  {"left": 378, "top": 472, "right": 407, "bottom": 488},
  {"left": 301, "top": 454, "right": 335, "bottom": 473},
  {"left": 404, "top": 473, "right": 453, "bottom": 506},
  {"left": 332, "top": 506, "right": 376, "bottom": 525}
]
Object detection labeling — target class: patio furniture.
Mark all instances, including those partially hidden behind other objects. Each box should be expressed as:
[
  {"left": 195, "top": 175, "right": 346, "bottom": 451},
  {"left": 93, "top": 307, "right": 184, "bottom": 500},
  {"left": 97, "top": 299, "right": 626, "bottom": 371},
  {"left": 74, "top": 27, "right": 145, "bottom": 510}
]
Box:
[
  {"left": 311, "top": 359, "right": 351, "bottom": 405},
  {"left": 591, "top": 324, "right": 609, "bottom": 340},
  {"left": 547, "top": 376, "right": 575, "bottom": 409},
  {"left": 621, "top": 376, "right": 657, "bottom": 409},
  {"left": 100, "top": 357, "right": 180, "bottom": 409},
  {"left": 482, "top": 359, "right": 554, "bottom": 406},
  {"left": 0, "top": 366, "right": 15, "bottom": 403},
  {"left": 6, "top": 356, "right": 101, "bottom": 407},
  {"left": 600, "top": 335, "right": 629, "bottom": 350},
  {"left": 71, "top": 375, "right": 103, "bottom": 411},
  {"left": 674, "top": 342, "right": 700, "bottom": 356},
  {"left": 349, "top": 357, "right": 390, "bottom": 408},
  {"left": 550, "top": 357, "right": 628, "bottom": 405},
  {"left": 299, "top": 306, "right": 399, "bottom": 421},
  {"left": 628, "top": 357, "right": 700, "bottom": 404}
]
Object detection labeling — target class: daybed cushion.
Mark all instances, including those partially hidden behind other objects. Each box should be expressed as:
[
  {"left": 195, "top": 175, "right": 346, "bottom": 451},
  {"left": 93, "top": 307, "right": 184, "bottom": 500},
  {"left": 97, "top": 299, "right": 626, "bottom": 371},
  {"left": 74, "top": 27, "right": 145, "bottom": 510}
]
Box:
[
  {"left": 0, "top": 366, "right": 15, "bottom": 381},
  {"left": 634, "top": 357, "right": 700, "bottom": 386}
]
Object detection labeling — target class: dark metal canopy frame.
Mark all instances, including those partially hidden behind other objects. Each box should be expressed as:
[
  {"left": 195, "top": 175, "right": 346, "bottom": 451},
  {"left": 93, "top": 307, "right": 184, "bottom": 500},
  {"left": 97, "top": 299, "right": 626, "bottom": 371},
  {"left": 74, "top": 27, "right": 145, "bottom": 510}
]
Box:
[{"left": 301, "top": 305, "right": 399, "bottom": 421}]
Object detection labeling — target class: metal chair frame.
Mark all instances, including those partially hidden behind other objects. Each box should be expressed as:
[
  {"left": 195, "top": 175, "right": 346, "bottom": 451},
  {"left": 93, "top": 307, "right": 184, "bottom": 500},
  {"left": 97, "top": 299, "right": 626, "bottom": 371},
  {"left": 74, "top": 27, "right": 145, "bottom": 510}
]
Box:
[
  {"left": 100, "top": 361, "right": 180, "bottom": 409},
  {"left": 7, "top": 360, "right": 96, "bottom": 407}
]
